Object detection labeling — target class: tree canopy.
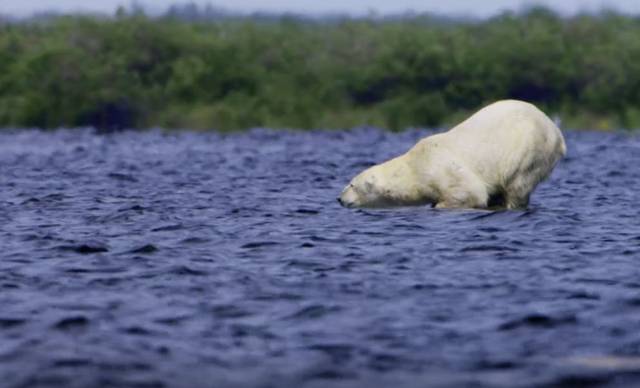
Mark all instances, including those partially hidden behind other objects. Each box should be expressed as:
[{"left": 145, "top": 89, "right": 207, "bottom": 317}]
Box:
[{"left": 1, "top": 8, "right": 639, "bottom": 131}]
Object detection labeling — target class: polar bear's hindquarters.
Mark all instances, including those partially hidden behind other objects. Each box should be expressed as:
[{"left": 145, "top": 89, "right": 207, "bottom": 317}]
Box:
[
  {"left": 481, "top": 101, "right": 566, "bottom": 209},
  {"left": 339, "top": 100, "right": 566, "bottom": 209}
]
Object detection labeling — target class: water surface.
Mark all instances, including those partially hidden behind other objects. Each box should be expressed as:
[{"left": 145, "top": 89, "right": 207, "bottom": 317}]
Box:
[{"left": 0, "top": 128, "right": 639, "bottom": 388}]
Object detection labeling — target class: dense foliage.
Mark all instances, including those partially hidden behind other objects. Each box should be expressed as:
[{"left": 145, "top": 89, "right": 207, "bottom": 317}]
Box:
[{"left": 1, "top": 8, "right": 640, "bottom": 131}]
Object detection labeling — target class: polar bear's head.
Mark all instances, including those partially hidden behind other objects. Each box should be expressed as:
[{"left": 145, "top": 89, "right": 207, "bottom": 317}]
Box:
[
  {"left": 338, "top": 157, "right": 425, "bottom": 208},
  {"left": 338, "top": 164, "right": 389, "bottom": 208}
]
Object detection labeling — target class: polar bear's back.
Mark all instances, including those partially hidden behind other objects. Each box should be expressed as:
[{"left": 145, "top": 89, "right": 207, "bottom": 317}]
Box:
[
  {"left": 442, "top": 100, "right": 566, "bottom": 186},
  {"left": 448, "top": 100, "right": 565, "bottom": 156}
]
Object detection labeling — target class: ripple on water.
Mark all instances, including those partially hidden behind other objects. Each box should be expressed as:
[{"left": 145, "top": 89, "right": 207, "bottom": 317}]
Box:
[{"left": 0, "top": 128, "right": 638, "bottom": 387}]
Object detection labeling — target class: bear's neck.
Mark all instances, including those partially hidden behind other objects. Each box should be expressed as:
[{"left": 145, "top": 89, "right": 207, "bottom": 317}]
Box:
[{"left": 385, "top": 156, "right": 436, "bottom": 206}]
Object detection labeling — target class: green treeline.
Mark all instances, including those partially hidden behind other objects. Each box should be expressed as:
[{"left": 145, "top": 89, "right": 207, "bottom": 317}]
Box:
[{"left": 1, "top": 8, "right": 640, "bottom": 131}]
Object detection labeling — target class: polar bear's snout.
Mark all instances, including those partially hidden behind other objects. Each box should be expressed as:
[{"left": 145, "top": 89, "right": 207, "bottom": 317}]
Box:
[{"left": 338, "top": 184, "right": 358, "bottom": 208}]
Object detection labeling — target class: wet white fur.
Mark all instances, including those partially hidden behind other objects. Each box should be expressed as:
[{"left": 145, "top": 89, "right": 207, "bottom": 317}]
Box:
[{"left": 339, "top": 100, "right": 566, "bottom": 209}]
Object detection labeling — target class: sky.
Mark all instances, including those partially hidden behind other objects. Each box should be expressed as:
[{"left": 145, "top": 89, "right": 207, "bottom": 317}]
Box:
[{"left": 3, "top": 0, "right": 640, "bottom": 18}]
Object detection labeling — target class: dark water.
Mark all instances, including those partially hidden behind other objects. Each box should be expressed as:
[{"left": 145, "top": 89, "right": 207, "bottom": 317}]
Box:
[{"left": 0, "top": 128, "right": 639, "bottom": 388}]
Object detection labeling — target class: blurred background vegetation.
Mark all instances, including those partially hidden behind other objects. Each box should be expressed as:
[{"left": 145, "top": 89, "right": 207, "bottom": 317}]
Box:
[{"left": 1, "top": 5, "right": 639, "bottom": 131}]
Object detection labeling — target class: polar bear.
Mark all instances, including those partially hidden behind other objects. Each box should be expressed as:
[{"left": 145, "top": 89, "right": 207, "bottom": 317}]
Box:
[{"left": 338, "top": 100, "right": 566, "bottom": 209}]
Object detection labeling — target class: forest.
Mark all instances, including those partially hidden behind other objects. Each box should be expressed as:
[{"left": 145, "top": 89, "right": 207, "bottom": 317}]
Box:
[{"left": 0, "top": 6, "right": 639, "bottom": 131}]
